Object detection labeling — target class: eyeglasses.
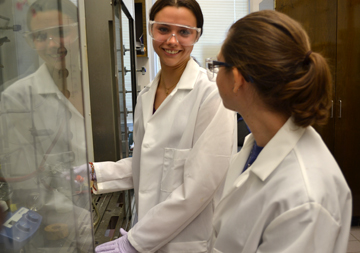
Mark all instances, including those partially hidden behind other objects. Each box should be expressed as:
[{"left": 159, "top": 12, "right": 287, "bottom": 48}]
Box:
[
  {"left": 23, "top": 23, "right": 78, "bottom": 50},
  {"left": 206, "top": 58, "right": 254, "bottom": 83},
  {"left": 205, "top": 58, "right": 233, "bottom": 82},
  {"left": 148, "top": 20, "right": 201, "bottom": 46}
]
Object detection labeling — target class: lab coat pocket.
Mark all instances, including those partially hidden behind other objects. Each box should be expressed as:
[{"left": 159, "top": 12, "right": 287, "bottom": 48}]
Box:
[
  {"left": 158, "top": 240, "right": 207, "bottom": 253},
  {"left": 161, "top": 148, "right": 191, "bottom": 193}
]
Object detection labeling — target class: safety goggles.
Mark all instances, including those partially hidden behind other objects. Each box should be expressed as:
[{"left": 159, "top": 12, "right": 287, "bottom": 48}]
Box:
[
  {"left": 205, "top": 58, "right": 233, "bottom": 82},
  {"left": 23, "top": 23, "right": 78, "bottom": 50},
  {"left": 148, "top": 20, "right": 201, "bottom": 46}
]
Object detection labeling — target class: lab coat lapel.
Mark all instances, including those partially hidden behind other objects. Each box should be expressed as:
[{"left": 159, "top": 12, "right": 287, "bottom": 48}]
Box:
[
  {"left": 250, "top": 117, "right": 305, "bottom": 181},
  {"left": 34, "top": 64, "right": 84, "bottom": 120},
  {"left": 142, "top": 58, "right": 198, "bottom": 128},
  {"left": 141, "top": 75, "right": 159, "bottom": 129},
  {"left": 220, "top": 118, "right": 306, "bottom": 201},
  {"left": 34, "top": 64, "right": 57, "bottom": 94},
  {"left": 221, "top": 134, "right": 254, "bottom": 197}
]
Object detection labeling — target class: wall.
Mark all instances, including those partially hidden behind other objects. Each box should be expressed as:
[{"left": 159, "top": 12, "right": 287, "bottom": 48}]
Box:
[{"left": 250, "top": 0, "right": 274, "bottom": 12}]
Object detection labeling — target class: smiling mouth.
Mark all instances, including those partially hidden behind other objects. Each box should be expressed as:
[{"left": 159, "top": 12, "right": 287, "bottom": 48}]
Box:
[
  {"left": 163, "top": 49, "right": 181, "bottom": 55},
  {"left": 58, "top": 46, "right": 68, "bottom": 55},
  {"left": 49, "top": 47, "right": 68, "bottom": 59}
]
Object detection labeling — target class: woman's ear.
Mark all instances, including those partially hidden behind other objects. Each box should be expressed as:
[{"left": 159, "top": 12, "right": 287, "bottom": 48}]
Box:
[{"left": 232, "top": 68, "right": 246, "bottom": 93}]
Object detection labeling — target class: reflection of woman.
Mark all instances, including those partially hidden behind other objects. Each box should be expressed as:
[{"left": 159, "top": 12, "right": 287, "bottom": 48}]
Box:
[
  {"left": 0, "top": 0, "right": 86, "bottom": 208},
  {"left": 209, "top": 10, "right": 352, "bottom": 252},
  {"left": 23, "top": 0, "right": 83, "bottom": 114},
  {"left": 93, "top": 0, "right": 236, "bottom": 252}
]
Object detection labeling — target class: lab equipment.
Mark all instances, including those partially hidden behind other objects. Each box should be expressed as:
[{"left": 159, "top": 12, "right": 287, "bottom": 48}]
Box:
[{"left": 0, "top": 207, "right": 42, "bottom": 251}]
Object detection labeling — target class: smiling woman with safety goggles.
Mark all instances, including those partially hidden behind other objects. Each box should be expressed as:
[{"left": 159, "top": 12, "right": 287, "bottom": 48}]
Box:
[
  {"left": 148, "top": 20, "right": 201, "bottom": 46},
  {"left": 92, "top": 1, "right": 237, "bottom": 253}
]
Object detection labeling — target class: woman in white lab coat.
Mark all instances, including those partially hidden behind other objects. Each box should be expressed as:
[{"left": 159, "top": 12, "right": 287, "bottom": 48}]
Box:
[
  {"left": 92, "top": 0, "right": 237, "bottom": 252},
  {"left": 208, "top": 10, "right": 352, "bottom": 253}
]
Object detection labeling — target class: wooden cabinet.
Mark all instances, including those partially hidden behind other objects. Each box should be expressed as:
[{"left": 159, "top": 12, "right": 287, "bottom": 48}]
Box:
[
  {"left": 276, "top": 0, "right": 360, "bottom": 217},
  {"left": 335, "top": 0, "right": 360, "bottom": 218}
]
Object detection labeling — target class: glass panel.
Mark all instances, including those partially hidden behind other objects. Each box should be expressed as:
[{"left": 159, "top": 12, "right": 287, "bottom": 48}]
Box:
[
  {"left": 115, "top": 5, "right": 128, "bottom": 159},
  {"left": 0, "top": 0, "right": 94, "bottom": 252},
  {"left": 121, "top": 7, "right": 134, "bottom": 157}
]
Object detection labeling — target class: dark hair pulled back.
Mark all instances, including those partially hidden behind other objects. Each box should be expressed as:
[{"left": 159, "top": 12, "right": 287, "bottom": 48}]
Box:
[
  {"left": 149, "top": 0, "right": 204, "bottom": 36},
  {"left": 27, "top": 0, "right": 78, "bottom": 31},
  {"left": 222, "top": 10, "right": 332, "bottom": 127}
]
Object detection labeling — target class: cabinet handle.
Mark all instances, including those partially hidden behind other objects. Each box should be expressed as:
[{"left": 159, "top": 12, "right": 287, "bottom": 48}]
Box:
[
  {"left": 118, "top": 66, "right": 131, "bottom": 75},
  {"left": 136, "top": 67, "right": 146, "bottom": 75},
  {"left": 331, "top": 100, "right": 334, "bottom": 118},
  {"left": 339, "top": 100, "right": 342, "bottom": 118},
  {"left": 123, "top": 45, "right": 130, "bottom": 55},
  {"left": 117, "top": 46, "right": 131, "bottom": 55}
]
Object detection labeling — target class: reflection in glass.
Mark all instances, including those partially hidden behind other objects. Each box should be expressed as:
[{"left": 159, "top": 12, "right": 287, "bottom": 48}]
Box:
[{"left": 0, "top": 0, "right": 93, "bottom": 251}]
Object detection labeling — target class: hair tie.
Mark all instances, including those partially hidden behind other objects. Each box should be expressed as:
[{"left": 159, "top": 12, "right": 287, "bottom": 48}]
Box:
[{"left": 303, "top": 50, "right": 312, "bottom": 65}]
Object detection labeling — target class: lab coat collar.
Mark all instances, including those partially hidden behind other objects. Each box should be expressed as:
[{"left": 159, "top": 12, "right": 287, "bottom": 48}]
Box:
[
  {"left": 33, "top": 64, "right": 62, "bottom": 96},
  {"left": 144, "top": 57, "right": 199, "bottom": 91},
  {"left": 31, "top": 64, "right": 83, "bottom": 119},
  {"left": 141, "top": 58, "right": 200, "bottom": 125},
  {"left": 248, "top": 117, "right": 306, "bottom": 181}
]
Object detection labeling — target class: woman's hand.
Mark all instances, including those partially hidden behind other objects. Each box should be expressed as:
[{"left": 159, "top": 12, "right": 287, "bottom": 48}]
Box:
[
  {"left": 63, "top": 163, "right": 90, "bottom": 181},
  {"left": 95, "top": 228, "right": 138, "bottom": 253}
]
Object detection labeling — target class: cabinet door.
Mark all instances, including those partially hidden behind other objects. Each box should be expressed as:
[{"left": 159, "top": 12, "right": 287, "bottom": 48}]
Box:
[
  {"left": 335, "top": 0, "right": 360, "bottom": 216},
  {"left": 117, "top": 1, "right": 138, "bottom": 158},
  {"left": 85, "top": 0, "right": 122, "bottom": 161},
  {"left": 276, "top": 0, "right": 337, "bottom": 153},
  {"left": 115, "top": 4, "right": 129, "bottom": 159}
]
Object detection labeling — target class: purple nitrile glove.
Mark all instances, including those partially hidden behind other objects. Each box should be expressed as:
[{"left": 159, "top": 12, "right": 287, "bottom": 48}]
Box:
[{"left": 95, "top": 228, "right": 138, "bottom": 253}]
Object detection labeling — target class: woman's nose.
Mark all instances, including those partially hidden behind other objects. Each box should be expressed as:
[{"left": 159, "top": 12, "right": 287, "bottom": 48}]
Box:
[
  {"left": 166, "top": 34, "right": 179, "bottom": 44},
  {"left": 47, "top": 36, "right": 60, "bottom": 47}
]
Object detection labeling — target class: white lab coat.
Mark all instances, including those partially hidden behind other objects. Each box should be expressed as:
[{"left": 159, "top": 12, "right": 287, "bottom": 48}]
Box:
[
  {"left": 93, "top": 58, "right": 237, "bottom": 252},
  {"left": 0, "top": 63, "right": 86, "bottom": 197},
  {"left": 212, "top": 117, "right": 352, "bottom": 253}
]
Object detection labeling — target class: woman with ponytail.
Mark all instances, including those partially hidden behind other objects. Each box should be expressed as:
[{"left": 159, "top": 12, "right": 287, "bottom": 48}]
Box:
[{"left": 208, "top": 10, "right": 352, "bottom": 253}]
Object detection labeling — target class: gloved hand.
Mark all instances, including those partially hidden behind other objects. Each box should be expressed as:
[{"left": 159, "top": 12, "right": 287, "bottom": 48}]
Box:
[
  {"left": 63, "top": 163, "right": 90, "bottom": 181},
  {"left": 95, "top": 228, "right": 138, "bottom": 253}
]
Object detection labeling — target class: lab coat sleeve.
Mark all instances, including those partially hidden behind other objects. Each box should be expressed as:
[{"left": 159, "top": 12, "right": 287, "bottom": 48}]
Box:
[
  {"left": 128, "top": 90, "right": 236, "bottom": 252},
  {"left": 257, "top": 201, "right": 351, "bottom": 253},
  {"left": 92, "top": 157, "right": 134, "bottom": 194}
]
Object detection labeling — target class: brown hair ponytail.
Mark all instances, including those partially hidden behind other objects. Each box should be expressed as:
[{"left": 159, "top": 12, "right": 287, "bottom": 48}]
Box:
[
  {"left": 221, "top": 10, "right": 332, "bottom": 127},
  {"left": 282, "top": 51, "right": 332, "bottom": 127}
]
